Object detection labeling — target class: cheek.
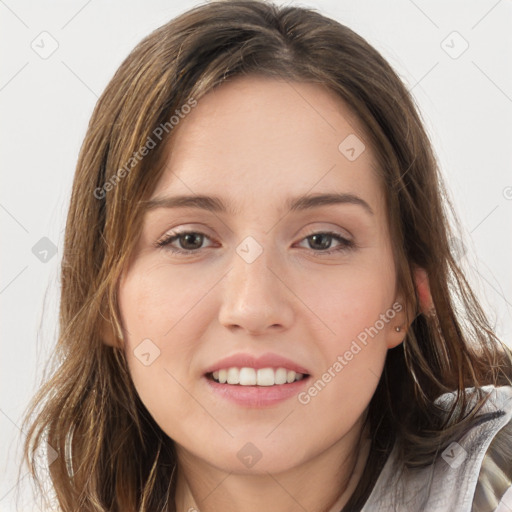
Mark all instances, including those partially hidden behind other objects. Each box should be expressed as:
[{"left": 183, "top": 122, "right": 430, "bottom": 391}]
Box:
[
  {"left": 117, "top": 263, "right": 211, "bottom": 423},
  {"left": 118, "top": 260, "right": 218, "bottom": 339},
  {"left": 295, "top": 263, "right": 393, "bottom": 402},
  {"left": 299, "top": 260, "right": 394, "bottom": 341}
]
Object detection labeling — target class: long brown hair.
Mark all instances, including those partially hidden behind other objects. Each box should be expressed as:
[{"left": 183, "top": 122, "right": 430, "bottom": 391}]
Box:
[{"left": 20, "top": 1, "right": 512, "bottom": 510}]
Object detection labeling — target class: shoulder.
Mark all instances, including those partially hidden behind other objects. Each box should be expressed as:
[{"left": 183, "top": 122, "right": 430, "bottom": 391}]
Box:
[
  {"left": 362, "top": 385, "right": 512, "bottom": 512},
  {"left": 471, "top": 386, "right": 512, "bottom": 511},
  {"left": 436, "top": 384, "right": 512, "bottom": 512}
]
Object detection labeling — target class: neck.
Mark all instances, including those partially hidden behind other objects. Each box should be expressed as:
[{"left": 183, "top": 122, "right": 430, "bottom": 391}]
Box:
[{"left": 174, "top": 421, "right": 371, "bottom": 512}]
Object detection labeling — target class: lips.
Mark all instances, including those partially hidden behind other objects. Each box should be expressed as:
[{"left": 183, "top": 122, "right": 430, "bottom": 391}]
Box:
[
  {"left": 210, "top": 367, "right": 306, "bottom": 386},
  {"left": 203, "top": 352, "right": 311, "bottom": 376},
  {"left": 202, "top": 353, "right": 311, "bottom": 407}
]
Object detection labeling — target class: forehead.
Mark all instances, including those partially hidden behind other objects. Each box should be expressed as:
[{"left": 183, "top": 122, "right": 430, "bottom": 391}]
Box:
[{"left": 152, "top": 76, "right": 383, "bottom": 214}]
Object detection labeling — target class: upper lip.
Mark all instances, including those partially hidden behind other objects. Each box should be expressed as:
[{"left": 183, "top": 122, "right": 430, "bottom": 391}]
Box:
[{"left": 203, "top": 352, "right": 311, "bottom": 375}]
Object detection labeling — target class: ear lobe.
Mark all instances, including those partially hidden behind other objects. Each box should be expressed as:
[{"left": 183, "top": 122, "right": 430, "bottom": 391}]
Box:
[
  {"left": 387, "top": 266, "right": 433, "bottom": 349},
  {"left": 413, "top": 267, "right": 434, "bottom": 316},
  {"left": 99, "top": 313, "right": 122, "bottom": 348}
]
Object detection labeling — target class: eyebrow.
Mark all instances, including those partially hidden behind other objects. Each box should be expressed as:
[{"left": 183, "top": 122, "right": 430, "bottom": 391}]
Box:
[{"left": 142, "top": 192, "right": 374, "bottom": 216}]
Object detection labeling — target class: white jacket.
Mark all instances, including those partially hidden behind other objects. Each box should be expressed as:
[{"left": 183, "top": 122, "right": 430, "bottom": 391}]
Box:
[{"left": 360, "top": 385, "right": 512, "bottom": 512}]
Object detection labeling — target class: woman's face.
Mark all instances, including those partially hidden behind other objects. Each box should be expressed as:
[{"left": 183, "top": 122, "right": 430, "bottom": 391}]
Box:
[{"left": 117, "top": 76, "right": 406, "bottom": 475}]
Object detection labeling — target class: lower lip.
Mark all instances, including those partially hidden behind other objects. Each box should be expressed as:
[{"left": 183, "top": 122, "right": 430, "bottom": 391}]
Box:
[{"left": 204, "top": 375, "right": 310, "bottom": 407}]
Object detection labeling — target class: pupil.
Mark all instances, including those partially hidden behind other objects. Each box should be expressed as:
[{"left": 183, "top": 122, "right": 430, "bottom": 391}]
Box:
[
  {"left": 310, "top": 234, "right": 331, "bottom": 250},
  {"left": 182, "top": 233, "right": 202, "bottom": 249}
]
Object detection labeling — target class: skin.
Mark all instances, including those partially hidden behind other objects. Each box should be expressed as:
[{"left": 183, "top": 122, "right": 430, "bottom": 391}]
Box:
[{"left": 111, "top": 76, "right": 424, "bottom": 512}]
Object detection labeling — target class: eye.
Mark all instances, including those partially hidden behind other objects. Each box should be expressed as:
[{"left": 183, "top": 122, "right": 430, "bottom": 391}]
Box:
[
  {"left": 296, "top": 231, "right": 356, "bottom": 255},
  {"left": 154, "top": 231, "right": 214, "bottom": 254},
  {"left": 154, "top": 229, "right": 356, "bottom": 256}
]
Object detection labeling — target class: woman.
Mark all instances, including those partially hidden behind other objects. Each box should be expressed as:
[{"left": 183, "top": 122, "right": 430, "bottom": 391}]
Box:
[{"left": 21, "top": 1, "right": 512, "bottom": 510}]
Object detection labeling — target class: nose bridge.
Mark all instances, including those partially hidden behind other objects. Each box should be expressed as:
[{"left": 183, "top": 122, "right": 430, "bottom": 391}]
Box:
[
  {"left": 236, "top": 242, "right": 276, "bottom": 293},
  {"left": 230, "top": 236, "right": 282, "bottom": 303},
  {"left": 218, "top": 235, "right": 293, "bottom": 333}
]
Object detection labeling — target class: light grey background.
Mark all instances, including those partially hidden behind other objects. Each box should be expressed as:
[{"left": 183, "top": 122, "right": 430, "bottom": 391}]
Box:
[{"left": 1, "top": 0, "right": 511, "bottom": 509}]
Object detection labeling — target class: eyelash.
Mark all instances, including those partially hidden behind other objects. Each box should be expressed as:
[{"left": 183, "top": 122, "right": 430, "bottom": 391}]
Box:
[{"left": 154, "top": 230, "right": 356, "bottom": 256}]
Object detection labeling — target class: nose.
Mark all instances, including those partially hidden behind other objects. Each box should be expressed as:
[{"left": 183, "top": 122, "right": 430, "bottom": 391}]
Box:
[{"left": 217, "top": 244, "right": 294, "bottom": 335}]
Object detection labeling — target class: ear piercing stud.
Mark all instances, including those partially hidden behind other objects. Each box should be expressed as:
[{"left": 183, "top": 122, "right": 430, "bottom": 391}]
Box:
[{"left": 395, "top": 326, "right": 401, "bottom": 332}]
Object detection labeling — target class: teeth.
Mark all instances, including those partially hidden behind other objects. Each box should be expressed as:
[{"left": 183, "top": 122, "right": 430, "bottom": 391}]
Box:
[
  {"left": 257, "top": 368, "right": 274, "bottom": 386},
  {"left": 227, "top": 367, "right": 240, "bottom": 384},
  {"left": 275, "top": 367, "right": 287, "bottom": 385},
  {"left": 210, "top": 367, "right": 306, "bottom": 386}
]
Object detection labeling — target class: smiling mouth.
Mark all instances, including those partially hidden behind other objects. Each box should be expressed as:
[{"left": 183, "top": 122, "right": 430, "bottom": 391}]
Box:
[{"left": 205, "top": 367, "right": 310, "bottom": 386}]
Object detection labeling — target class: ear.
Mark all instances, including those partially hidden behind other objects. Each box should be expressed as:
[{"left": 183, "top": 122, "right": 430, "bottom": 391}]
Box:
[
  {"left": 386, "top": 295, "right": 409, "bottom": 349},
  {"left": 386, "top": 266, "right": 433, "bottom": 349},
  {"left": 412, "top": 266, "right": 434, "bottom": 316},
  {"left": 98, "top": 307, "right": 123, "bottom": 348}
]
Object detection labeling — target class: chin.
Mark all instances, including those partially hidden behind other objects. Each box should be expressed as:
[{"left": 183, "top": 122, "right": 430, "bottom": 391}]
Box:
[{"left": 179, "top": 434, "right": 309, "bottom": 475}]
